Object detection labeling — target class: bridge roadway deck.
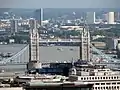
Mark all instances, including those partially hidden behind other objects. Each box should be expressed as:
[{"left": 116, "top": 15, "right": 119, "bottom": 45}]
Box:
[{"left": 1, "top": 61, "right": 120, "bottom": 66}]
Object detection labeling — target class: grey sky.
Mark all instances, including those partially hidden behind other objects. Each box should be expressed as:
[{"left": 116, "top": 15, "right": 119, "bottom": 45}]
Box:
[{"left": 0, "top": 0, "right": 120, "bottom": 8}]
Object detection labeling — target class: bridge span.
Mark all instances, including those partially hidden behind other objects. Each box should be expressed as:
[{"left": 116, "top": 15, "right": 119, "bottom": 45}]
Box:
[{"left": 0, "top": 40, "right": 119, "bottom": 69}]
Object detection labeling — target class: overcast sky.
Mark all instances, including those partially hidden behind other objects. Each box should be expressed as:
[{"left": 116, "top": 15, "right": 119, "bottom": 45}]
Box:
[{"left": 0, "top": 0, "right": 120, "bottom": 8}]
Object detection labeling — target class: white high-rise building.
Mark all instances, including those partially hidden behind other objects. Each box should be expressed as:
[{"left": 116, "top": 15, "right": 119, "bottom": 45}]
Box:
[
  {"left": 86, "top": 12, "right": 96, "bottom": 24},
  {"left": 107, "top": 12, "right": 115, "bottom": 24},
  {"left": 27, "top": 20, "right": 41, "bottom": 70}
]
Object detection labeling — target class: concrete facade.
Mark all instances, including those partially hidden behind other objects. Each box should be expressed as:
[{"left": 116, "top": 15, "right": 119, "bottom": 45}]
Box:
[
  {"left": 86, "top": 12, "right": 96, "bottom": 24},
  {"left": 107, "top": 12, "right": 115, "bottom": 24}
]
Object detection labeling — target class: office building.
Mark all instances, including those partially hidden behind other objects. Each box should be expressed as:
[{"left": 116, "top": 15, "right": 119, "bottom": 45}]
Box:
[
  {"left": 34, "top": 8, "right": 43, "bottom": 26},
  {"left": 86, "top": 12, "right": 96, "bottom": 24},
  {"left": 29, "top": 18, "right": 36, "bottom": 30},
  {"left": 116, "top": 41, "right": 120, "bottom": 58},
  {"left": 69, "top": 65, "right": 120, "bottom": 90},
  {"left": 107, "top": 12, "right": 115, "bottom": 24},
  {"left": 106, "top": 37, "right": 120, "bottom": 50},
  {"left": 10, "top": 19, "right": 18, "bottom": 35},
  {"left": 80, "top": 26, "right": 91, "bottom": 61}
]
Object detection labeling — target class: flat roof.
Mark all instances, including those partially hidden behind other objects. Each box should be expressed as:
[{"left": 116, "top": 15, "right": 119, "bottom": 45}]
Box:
[{"left": 25, "top": 81, "right": 93, "bottom": 87}]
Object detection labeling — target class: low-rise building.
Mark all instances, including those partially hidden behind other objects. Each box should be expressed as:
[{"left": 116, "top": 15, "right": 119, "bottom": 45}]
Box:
[
  {"left": 69, "top": 65, "right": 120, "bottom": 90},
  {"left": 106, "top": 37, "right": 120, "bottom": 50}
]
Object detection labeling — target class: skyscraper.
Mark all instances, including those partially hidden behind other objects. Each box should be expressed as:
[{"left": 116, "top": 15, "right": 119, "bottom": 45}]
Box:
[
  {"left": 27, "top": 20, "right": 41, "bottom": 70},
  {"left": 107, "top": 12, "right": 115, "bottom": 24},
  {"left": 10, "top": 19, "right": 18, "bottom": 35},
  {"left": 86, "top": 12, "right": 96, "bottom": 24},
  {"left": 34, "top": 8, "right": 43, "bottom": 26},
  {"left": 80, "top": 26, "right": 90, "bottom": 61},
  {"left": 29, "top": 18, "right": 36, "bottom": 30}
]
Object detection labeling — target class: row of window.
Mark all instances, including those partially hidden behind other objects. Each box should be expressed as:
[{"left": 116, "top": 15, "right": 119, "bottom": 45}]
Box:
[
  {"left": 93, "top": 86, "right": 119, "bottom": 90},
  {"left": 95, "top": 82, "right": 120, "bottom": 85},
  {"left": 80, "top": 76, "right": 119, "bottom": 80}
]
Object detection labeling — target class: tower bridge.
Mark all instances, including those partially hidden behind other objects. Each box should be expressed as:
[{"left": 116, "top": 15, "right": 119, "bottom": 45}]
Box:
[
  {"left": 0, "top": 39, "right": 119, "bottom": 66},
  {"left": 0, "top": 21, "right": 120, "bottom": 69}
]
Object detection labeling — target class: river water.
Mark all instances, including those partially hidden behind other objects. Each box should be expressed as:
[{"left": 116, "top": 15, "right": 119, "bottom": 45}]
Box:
[{"left": 0, "top": 44, "right": 80, "bottom": 73}]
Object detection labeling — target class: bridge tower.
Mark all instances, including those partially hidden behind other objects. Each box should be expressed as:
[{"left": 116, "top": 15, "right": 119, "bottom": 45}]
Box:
[
  {"left": 27, "top": 19, "right": 41, "bottom": 70},
  {"left": 80, "top": 26, "right": 91, "bottom": 61}
]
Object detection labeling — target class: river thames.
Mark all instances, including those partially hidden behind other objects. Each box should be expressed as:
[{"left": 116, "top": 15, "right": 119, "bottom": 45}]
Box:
[{"left": 0, "top": 44, "right": 80, "bottom": 73}]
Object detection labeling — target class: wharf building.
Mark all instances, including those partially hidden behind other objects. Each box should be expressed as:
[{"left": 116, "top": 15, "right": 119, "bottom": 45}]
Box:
[{"left": 69, "top": 63, "right": 120, "bottom": 90}]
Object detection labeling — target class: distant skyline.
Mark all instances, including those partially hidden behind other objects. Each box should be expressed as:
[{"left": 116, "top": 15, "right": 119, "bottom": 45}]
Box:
[{"left": 0, "top": 0, "right": 120, "bottom": 8}]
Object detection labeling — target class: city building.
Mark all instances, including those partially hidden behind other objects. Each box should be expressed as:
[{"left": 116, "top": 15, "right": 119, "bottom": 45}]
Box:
[
  {"left": 102, "top": 13, "right": 108, "bottom": 22},
  {"left": 60, "top": 26, "right": 84, "bottom": 30},
  {"left": 10, "top": 19, "right": 18, "bottom": 35},
  {"left": 80, "top": 27, "right": 91, "bottom": 61},
  {"left": 34, "top": 8, "right": 43, "bottom": 26},
  {"left": 27, "top": 20, "right": 41, "bottom": 70},
  {"left": 24, "top": 81, "right": 93, "bottom": 90},
  {"left": 107, "top": 12, "right": 115, "bottom": 24},
  {"left": 106, "top": 37, "right": 120, "bottom": 50},
  {"left": 86, "top": 12, "right": 96, "bottom": 24},
  {"left": 69, "top": 64, "right": 120, "bottom": 90},
  {"left": 116, "top": 41, "right": 120, "bottom": 58},
  {"left": 29, "top": 18, "right": 36, "bottom": 30}
]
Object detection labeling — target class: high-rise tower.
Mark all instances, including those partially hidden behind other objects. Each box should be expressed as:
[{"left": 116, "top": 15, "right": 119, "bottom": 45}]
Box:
[
  {"left": 86, "top": 12, "right": 96, "bottom": 24},
  {"left": 10, "top": 19, "right": 18, "bottom": 35},
  {"left": 80, "top": 26, "right": 90, "bottom": 61},
  {"left": 34, "top": 8, "right": 43, "bottom": 26},
  {"left": 27, "top": 19, "right": 41, "bottom": 70},
  {"left": 107, "top": 12, "right": 115, "bottom": 24}
]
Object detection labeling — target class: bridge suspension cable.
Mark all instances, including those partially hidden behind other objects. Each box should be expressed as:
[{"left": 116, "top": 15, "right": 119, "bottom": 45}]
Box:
[{"left": 0, "top": 45, "right": 29, "bottom": 64}]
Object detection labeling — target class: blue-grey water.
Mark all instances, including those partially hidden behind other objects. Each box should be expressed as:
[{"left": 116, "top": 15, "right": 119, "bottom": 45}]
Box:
[{"left": 0, "top": 44, "right": 80, "bottom": 73}]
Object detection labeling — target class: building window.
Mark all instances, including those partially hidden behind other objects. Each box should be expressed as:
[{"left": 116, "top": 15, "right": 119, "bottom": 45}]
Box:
[
  {"left": 98, "top": 77, "right": 99, "bottom": 79},
  {"left": 112, "top": 82, "right": 116, "bottom": 84},
  {"left": 109, "top": 87, "right": 111, "bottom": 89},
  {"left": 101, "top": 83, "right": 105, "bottom": 85},
  {"left": 106, "top": 87, "right": 108, "bottom": 89},
  {"left": 117, "top": 82, "right": 120, "bottom": 84},
  {"left": 81, "top": 78, "right": 83, "bottom": 80},
  {"left": 106, "top": 83, "right": 110, "bottom": 85},
  {"left": 95, "top": 83, "right": 99, "bottom": 85},
  {"left": 89, "top": 77, "right": 91, "bottom": 80},
  {"left": 117, "top": 86, "right": 119, "bottom": 89},
  {"left": 87, "top": 77, "right": 88, "bottom": 80},
  {"left": 103, "top": 77, "right": 105, "bottom": 79}
]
